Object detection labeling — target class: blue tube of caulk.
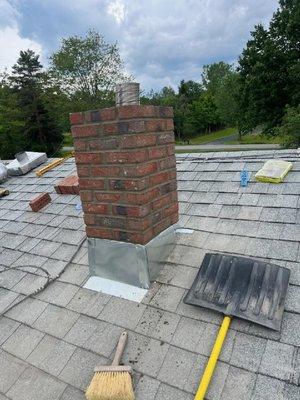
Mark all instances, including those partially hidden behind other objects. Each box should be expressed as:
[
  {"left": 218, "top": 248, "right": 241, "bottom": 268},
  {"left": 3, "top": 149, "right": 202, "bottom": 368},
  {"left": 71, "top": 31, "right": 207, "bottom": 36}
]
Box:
[{"left": 240, "top": 168, "right": 250, "bottom": 187}]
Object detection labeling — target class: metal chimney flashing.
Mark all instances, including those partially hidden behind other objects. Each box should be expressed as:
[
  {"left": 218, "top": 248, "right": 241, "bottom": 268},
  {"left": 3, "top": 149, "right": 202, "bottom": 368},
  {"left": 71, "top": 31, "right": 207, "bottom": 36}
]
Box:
[{"left": 88, "top": 223, "right": 178, "bottom": 289}]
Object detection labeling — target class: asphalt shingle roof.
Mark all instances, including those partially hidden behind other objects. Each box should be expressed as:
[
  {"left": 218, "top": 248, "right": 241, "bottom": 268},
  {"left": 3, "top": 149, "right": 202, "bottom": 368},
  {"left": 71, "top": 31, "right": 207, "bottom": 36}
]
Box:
[{"left": 0, "top": 149, "right": 300, "bottom": 399}]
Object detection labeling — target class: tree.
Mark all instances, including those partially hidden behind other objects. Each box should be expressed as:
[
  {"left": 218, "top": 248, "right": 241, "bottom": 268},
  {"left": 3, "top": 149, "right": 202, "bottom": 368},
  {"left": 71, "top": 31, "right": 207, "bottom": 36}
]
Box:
[
  {"left": 10, "top": 50, "right": 62, "bottom": 155},
  {"left": 215, "top": 71, "right": 240, "bottom": 127},
  {"left": 0, "top": 74, "right": 25, "bottom": 159},
  {"left": 50, "top": 30, "right": 129, "bottom": 110},
  {"left": 238, "top": 0, "right": 300, "bottom": 134},
  {"left": 202, "top": 62, "right": 232, "bottom": 95},
  {"left": 278, "top": 105, "right": 300, "bottom": 148}
]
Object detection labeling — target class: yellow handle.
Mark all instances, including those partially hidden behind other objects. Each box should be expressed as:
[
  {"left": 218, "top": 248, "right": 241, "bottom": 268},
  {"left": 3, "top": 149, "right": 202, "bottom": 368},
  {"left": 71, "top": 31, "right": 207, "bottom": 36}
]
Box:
[{"left": 195, "top": 316, "right": 232, "bottom": 400}]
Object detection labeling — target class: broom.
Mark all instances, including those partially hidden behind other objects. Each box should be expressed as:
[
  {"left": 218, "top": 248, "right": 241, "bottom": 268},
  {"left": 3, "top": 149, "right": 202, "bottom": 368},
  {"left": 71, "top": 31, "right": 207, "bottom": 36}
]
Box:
[{"left": 85, "top": 331, "right": 134, "bottom": 400}]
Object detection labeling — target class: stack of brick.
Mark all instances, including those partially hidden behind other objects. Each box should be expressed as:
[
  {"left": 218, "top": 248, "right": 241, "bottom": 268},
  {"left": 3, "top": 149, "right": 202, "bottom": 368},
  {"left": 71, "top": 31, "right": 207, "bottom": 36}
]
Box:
[
  {"left": 70, "top": 105, "right": 178, "bottom": 245},
  {"left": 54, "top": 175, "right": 79, "bottom": 195}
]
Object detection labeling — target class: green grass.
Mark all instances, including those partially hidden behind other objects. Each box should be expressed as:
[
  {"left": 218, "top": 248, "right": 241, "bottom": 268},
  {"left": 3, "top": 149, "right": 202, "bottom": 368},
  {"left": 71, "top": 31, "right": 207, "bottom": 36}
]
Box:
[
  {"left": 176, "top": 127, "right": 237, "bottom": 145},
  {"left": 63, "top": 132, "right": 73, "bottom": 146},
  {"left": 227, "top": 133, "right": 281, "bottom": 145}
]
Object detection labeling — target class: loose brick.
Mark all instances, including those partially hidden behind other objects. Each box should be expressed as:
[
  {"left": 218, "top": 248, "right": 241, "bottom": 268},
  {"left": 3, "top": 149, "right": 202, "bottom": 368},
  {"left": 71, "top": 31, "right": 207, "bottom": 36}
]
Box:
[
  {"left": 54, "top": 175, "right": 79, "bottom": 195},
  {"left": 29, "top": 193, "right": 51, "bottom": 212},
  {"left": 75, "top": 152, "right": 102, "bottom": 164},
  {"left": 69, "top": 112, "right": 84, "bottom": 125}
]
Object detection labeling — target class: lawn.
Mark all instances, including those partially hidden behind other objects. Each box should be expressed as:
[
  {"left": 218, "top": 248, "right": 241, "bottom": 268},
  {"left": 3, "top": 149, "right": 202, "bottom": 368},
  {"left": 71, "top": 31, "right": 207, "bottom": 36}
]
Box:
[
  {"left": 228, "top": 133, "right": 281, "bottom": 145},
  {"left": 175, "top": 127, "right": 237, "bottom": 145}
]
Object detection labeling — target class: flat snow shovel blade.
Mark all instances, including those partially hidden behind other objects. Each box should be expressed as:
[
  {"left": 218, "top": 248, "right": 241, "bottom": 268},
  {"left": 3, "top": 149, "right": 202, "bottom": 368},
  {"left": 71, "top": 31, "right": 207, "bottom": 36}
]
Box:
[{"left": 184, "top": 253, "right": 290, "bottom": 400}]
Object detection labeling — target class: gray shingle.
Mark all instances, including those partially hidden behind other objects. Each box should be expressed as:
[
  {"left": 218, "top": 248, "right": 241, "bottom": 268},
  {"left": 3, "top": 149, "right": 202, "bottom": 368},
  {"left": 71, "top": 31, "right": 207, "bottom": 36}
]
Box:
[
  {"left": 27, "top": 335, "right": 75, "bottom": 376},
  {"left": 285, "top": 285, "right": 300, "bottom": 313},
  {"left": 2, "top": 324, "right": 44, "bottom": 359},
  {"left": 230, "top": 332, "right": 267, "bottom": 372},
  {"left": 155, "top": 384, "right": 193, "bottom": 400},
  {"left": 6, "top": 298, "right": 48, "bottom": 325},
  {"left": 260, "top": 340, "right": 295, "bottom": 380},
  {"left": 0, "top": 351, "right": 27, "bottom": 393},
  {"left": 35, "top": 282, "right": 78, "bottom": 307},
  {"left": 149, "top": 285, "right": 185, "bottom": 312},
  {"left": 135, "top": 376, "right": 160, "bottom": 400},
  {"left": 0, "top": 317, "right": 20, "bottom": 345},
  {"left": 136, "top": 339, "right": 169, "bottom": 376},
  {"left": 221, "top": 366, "right": 256, "bottom": 400},
  {"left": 252, "top": 374, "right": 285, "bottom": 400},
  {"left": 158, "top": 346, "right": 196, "bottom": 390},
  {"left": 33, "top": 304, "right": 79, "bottom": 338},
  {"left": 7, "top": 366, "right": 66, "bottom": 400}
]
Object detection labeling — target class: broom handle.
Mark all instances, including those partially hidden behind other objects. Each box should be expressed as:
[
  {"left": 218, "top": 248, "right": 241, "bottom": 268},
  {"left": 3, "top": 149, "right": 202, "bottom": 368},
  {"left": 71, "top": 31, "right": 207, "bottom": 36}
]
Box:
[
  {"left": 112, "top": 331, "right": 128, "bottom": 366},
  {"left": 194, "top": 316, "right": 231, "bottom": 400}
]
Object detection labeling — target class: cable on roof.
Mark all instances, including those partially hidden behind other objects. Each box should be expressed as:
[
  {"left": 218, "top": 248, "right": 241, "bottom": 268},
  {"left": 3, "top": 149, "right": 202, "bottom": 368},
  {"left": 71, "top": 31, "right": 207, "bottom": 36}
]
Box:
[{"left": 0, "top": 236, "right": 86, "bottom": 317}]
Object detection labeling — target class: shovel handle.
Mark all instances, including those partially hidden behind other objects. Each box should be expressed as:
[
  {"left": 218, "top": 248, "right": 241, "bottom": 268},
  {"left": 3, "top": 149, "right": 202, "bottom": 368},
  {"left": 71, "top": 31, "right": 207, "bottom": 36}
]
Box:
[
  {"left": 112, "top": 331, "right": 128, "bottom": 366},
  {"left": 194, "top": 316, "right": 232, "bottom": 400}
]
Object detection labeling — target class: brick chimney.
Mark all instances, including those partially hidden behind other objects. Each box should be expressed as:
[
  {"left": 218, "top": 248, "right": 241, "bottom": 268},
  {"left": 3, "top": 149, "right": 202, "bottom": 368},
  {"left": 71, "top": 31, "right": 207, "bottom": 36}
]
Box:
[{"left": 70, "top": 84, "right": 178, "bottom": 288}]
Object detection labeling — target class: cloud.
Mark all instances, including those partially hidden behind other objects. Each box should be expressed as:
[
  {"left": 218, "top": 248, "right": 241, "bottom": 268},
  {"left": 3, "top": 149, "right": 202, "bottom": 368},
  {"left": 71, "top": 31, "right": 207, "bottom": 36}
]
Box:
[
  {"left": 0, "top": 0, "right": 279, "bottom": 89},
  {"left": 0, "top": 0, "right": 42, "bottom": 70}
]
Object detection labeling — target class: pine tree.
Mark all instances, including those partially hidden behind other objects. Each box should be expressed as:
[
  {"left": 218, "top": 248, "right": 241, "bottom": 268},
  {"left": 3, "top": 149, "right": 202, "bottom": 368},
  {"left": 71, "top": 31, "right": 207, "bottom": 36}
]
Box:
[{"left": 10, "top": 50, "right": 62, "bottom": 155}]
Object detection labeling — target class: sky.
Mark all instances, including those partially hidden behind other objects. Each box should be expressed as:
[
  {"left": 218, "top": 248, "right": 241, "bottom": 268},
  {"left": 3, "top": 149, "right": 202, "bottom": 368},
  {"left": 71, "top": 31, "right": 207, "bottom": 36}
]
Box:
[{"left": 0, "top": 0, "right": 279, "bottom": 91}]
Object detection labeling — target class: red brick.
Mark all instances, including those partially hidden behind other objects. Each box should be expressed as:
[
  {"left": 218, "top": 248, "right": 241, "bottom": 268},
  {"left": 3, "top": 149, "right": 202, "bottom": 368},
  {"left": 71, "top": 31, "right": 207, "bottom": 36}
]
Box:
[
  {"left": 29, "top": 193, "right": 51, "bottom": 212},
  {"left": 91, "top": 166, "right": 121, "bottom": 177},
  {"left": 127, "top": 217, "right": 152, "bottom": 231},
  {"left": 166, "top": 143, "right": 175, "bottom": 156},
  {"left": 159, "top": 157, "right": 176, "bottom": 170},
  {"left": 105, "top": 150, "right": 148, "bottom": 164},
  {"left": 73, "top": 139, "right": 87, "bottom": 151},
  {"left": 109, "top": 179, "right": 148, "bottom": 191},
  {"left": 121, "top": 134, "right": 156, "bottom": 149},
  {"left": 95, "top": 216, "right": 126, "bottom": 229},
  {"left": 77, "top": 165, "right": 90, "bottom": 177},
  {"left": 54, "top": 175, "right": 79, "bottom": 195},
  {"left": 159, "top": 106, "right": 173, "bottom": 118},
  {"left": 86, "top": 227, "right": 114, "bottom": 239},
  {"left": 72, "top": 125, "right": 98, "bottom": 138},
  {"left": 125, "top": 188, "right": 160, "bottom": 205},
  {"left": 87, "top": 108, "right": 117, "bottom": 122},
  {"left": 128, "top": 120, "right": 145, "bottom": 133},
  {"left": 103, "top": 123, "right": 118, "bottom": 134},
  {"left": 95, "top": 192, "right": 122, "bottom": 203},
  {"left": 112, "top": 204, "right": 151, "bottom": 218},
  {"left": 145, "top": 120, "right": 168, "bottom": 132},
  {"left": 149, "top": 146, "right": 167, "bottom": 159},
  {"left": 113, "top": 228, "right": 153, "bottom": 245},
  {"left": 70, "top": 112, "right": 84, "bottom": 125},
  {"left": 80, "top": 190, "right": 93, "bottom": 202},
  {"left": 79, "top": 178, "right": 105, "bottom": 190},
  {"left": 162, "top": 202, "right": 179, "bottom": 218},
  {"left": 84, "top": 214, "right": 96, "bottom": 225},
  {"left": 89, "top": 137, "right": 120, "bottom": 151},
  {"left": 149, "top": 171, "right": 171, "bottom": 186},
  {"left": 152, "top": 192, "right": 176, "bottom": 210},
  {"left": 83, "top": 203, "right": 108, "bottom": 214},
  {"left": 157, "top": 132, "right": 174, "bottom": 145},
  {"left": 118, "top": 105, "right": 157, "bottom": 119},
  {"left": 160, "top": 181, "right": 177, "bottom": 194},
  {"left": 123, "top": 162, "right": 157, "bottom": 177},
  {"left": 153, "top": 218, "right": 171, "bottom": 237},
  {"left": 75, "top": 153, "right": 103, "bottom": 164}
]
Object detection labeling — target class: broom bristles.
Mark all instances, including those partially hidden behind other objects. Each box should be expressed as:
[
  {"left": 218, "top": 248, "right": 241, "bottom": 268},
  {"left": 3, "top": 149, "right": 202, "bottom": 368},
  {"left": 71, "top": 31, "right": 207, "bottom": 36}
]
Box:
[{"left": 86, "top": 371, "right": 135, "bottom": 400}]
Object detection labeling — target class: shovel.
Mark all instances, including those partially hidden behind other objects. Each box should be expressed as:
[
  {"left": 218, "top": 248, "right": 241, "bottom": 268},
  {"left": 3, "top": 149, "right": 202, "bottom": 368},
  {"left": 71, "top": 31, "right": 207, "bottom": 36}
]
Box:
[{"left": 184, "top": 253, "right": 290, "bottom": 400}]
